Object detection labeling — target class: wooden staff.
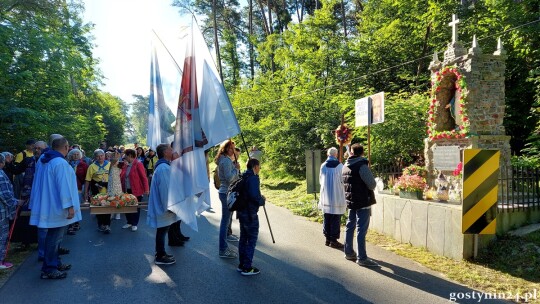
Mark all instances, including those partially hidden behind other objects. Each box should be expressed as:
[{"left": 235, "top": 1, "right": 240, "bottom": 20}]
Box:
[{"left": 339, "top": 114, "right": 344, "bottom": 163}]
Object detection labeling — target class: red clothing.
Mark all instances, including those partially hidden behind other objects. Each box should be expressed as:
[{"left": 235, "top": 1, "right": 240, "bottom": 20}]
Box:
[
  {"left": 120, "top": 159, "right": 149, "bottom": 197},
  {"left": 75, "top": 161, "right": 89, "bottom": 191}
]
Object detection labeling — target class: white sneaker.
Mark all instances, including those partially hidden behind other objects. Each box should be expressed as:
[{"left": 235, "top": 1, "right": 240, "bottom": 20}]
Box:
[
  {"left": 115, "top": 214, "right": 121, "bottom": 220},
  {"left": 131, "top": 226, "right": 138, "bottom": 232},
  {"left": 122, "top": 224, "right": 132, "bottom": 229}
]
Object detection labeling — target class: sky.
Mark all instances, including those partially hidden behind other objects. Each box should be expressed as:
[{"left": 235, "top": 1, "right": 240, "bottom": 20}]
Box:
[{"left": 82, "top": 0, "right": 190, "bottom": 104}]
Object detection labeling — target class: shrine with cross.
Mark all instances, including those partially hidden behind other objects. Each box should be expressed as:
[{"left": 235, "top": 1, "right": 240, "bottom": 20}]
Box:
[
  {"left": 369, "top": 14, "right": 515, "bottom": 260},
  {"left": 425, "top": 13, "right": 511, "bottom": 197}
]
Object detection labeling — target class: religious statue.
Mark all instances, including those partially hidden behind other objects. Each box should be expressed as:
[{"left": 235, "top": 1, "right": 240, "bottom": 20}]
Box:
[
  {"left": 435, "top": 172, "right": 449, "bottom": 202},
  {"left": 435, "top": 76, "right": 459, "bottom": 132}
]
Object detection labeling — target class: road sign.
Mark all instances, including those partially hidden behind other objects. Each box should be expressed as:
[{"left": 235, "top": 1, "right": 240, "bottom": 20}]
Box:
[
  {"left": 462, "top": 149, "right": 500, "bottom": 234},
  {"left": 355, "top": 97, "right": 369, "bottom": 127},
  {"left": 355, "top": 92, "right": 385, "bottom": 127}
]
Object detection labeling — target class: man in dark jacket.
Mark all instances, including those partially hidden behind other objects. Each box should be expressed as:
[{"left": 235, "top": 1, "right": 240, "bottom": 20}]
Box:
[
  {"left": 237, "top": 158, "right": 265, "bottom": 276},
  {"left": 342, "top": 143, "right": 379, "bottom": 267}
]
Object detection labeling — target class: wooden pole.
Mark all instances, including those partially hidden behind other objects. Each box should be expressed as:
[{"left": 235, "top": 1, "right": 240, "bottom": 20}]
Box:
[
  {"left": 368, "top": 124, "right": 371, "bottom": 166},
  {"left": 368, "top": 97, "right": 372, "bottom": 166},
  {"left": 339, "top": 114, "right": 344, "bottom": 163}
]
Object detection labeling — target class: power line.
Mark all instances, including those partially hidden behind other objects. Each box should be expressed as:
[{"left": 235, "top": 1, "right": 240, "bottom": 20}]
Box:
[{"left": 237, "top": 18, "right": 540, "bottom": 110}]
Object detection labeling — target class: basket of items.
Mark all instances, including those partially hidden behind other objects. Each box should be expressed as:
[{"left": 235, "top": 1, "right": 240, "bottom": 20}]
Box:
[{"left": 89, "top": 193, "right": 139, "bottom": 214}]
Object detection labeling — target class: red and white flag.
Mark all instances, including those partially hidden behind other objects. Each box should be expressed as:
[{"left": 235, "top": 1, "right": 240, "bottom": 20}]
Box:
[{"left": 167, "top": 21, "right": 241, "bottom": 231}]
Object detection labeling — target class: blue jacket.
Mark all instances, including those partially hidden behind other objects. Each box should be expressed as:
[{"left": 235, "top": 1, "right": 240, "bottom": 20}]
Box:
[{"left": 241, "top": 169, "right": 265, "bottom": 214}]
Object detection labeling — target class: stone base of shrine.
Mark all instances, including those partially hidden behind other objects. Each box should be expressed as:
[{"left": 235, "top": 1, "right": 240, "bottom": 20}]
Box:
[{"left": 370, "top": 193, "right": 495, "bottom": 260}]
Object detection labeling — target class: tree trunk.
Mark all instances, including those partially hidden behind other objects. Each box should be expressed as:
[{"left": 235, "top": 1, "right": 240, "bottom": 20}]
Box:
[
  {"left": 212, "top": 0, "right": 223, "bottom": 80},
  {"left": 267, "top": 0, "right": 273, "bottom": 34},
  {"left": 256, "top": 0, "right": 270, "bottom": 36},
  {"left": 267, "top": 0, "right": 275, "bottom": 72},
  {"left": 341, "top": 0, "right": 347, "bottom": 37},
  {"left": 299, "top": 0, "right": 305, "bottom": 22},
  {"left": 415, "top": 23, "right": 431, "bottom": 88},
  {"left": 249, "top": 0, "right": 255, "bottom": 80}
]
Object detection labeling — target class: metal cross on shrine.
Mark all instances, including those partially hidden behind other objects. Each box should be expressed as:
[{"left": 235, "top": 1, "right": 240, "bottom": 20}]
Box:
[{"left": 448, "top": 14, "right": 460, "bottom": 44}]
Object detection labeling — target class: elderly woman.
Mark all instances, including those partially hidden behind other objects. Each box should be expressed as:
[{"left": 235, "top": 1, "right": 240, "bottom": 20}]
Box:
[
  {"left": 0, "top": 152, "right": 15, "bottom": 185},
  {"left": 0, "top": 153, "right": 19, "bottom": 269},
  {"left": 84, "top": 149, "right": 111, "bottom": 233},
  {"left": 120, "top": 149, "right": 149, "bottom": 232},
  {"left": 67, "top": 149, "right": 88, "bottom": 234}
]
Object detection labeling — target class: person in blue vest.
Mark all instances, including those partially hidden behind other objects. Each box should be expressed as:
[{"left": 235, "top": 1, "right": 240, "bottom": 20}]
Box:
[{"left": 342, "top": 143, "right": 379, "bottom": 267}]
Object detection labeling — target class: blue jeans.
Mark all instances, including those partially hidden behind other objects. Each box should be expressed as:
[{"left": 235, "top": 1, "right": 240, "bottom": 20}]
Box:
[
  {"left": 323, "top": 213, "right": 341, "bottom": 241},
  {"left": 38, "top": 228, "right": 48, "bottom": 258},
  {"left": 42, "top": 226, "right": 65, "bottom": 273},
  {"left": 218, "top": 193, "right": 232, "bottom": 252},
  {"left": 238, "top": 211, "right": 259, "bottom": 269},
  {"left": 344, "top": 208, "right": 370, "bottom": 261}
]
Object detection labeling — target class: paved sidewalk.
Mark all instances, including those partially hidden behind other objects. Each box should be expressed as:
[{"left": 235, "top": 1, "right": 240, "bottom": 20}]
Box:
[{"left": 0, "top": 189, "right": 508, "bottom": 303}]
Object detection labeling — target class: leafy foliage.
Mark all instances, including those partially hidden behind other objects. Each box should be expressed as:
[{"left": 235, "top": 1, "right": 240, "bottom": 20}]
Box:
[
  {"left": 225, "top": 0, "right": 539, "bottom": 174},
  {"left": 0, "top": 1, "right": 128, "bottom": 153},
  {"left": 131, "top": 95, "right": 150, "bottom": 145}
]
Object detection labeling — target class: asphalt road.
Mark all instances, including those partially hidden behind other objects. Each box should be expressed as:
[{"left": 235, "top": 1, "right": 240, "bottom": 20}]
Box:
[{"left": 0, "top": 188, "right": 508, "bottom": 304}]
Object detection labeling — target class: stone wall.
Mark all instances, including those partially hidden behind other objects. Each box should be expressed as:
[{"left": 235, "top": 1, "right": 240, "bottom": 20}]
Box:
[
  {"left": 371, "top": 193, "right": 471, "bottom": 260},
  {"left": 462, "top": 54, "right": 507, "bottom": 135},
  {"left": 371, "top": 193, "right": 540, "bottom": 260}
]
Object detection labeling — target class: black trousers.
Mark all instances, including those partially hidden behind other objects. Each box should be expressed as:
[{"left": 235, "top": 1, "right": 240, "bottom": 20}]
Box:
[
  {"left": 323, "top": 213, "right": 341, "bottom": 241},
  {"left": 168, "top": 220, "right": 183, "bottom": 243},
  {"left": 156, "top": 226, "right": 170, "bottom": 257},
  {"left": 96, "top": 214, "right": 111, "bottom": 227}
]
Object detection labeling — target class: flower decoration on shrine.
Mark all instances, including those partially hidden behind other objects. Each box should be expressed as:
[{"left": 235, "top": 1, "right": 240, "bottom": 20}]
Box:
[
  {"left": 335, "top": 124, "right": 353, "bottom": 145},
  {"left": 90, "top": 193, "right": 139, "bottom": 208},
  {"left": 453, "top": 162, "right": 463, "bottom": 179},
  {"left": 403, "top": 164, "right": 427, "bottom": 178},
  {"left": 396, "top": 174, "right": 427, "bottom": 192},
  {"left": 427, "top": 66, "right": 470, "bottom": 140}
]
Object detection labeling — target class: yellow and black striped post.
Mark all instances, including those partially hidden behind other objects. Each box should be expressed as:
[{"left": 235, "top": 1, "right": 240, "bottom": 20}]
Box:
[{"left": 462, "top": 149, "right": 500, "bottom": 234}]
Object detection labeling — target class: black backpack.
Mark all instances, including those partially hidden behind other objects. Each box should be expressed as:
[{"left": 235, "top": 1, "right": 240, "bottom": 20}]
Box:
[{"left": 227, "top": 174, "right": 248, "bottom": 211}]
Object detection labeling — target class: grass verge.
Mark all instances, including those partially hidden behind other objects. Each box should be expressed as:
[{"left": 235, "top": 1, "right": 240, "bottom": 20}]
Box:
[{"left": 262, "top": 172, "right": 540, "bottom": 304}]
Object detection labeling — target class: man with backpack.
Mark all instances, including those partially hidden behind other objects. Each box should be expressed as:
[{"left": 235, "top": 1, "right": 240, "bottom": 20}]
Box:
[{"left": 236, "top": 158, "right": 265, "bottom": 276}]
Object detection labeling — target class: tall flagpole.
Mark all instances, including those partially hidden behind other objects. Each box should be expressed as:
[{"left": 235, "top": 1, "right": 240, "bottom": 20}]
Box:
[{"left": 152, "top": 29, "right": 183, "bottom": 74}]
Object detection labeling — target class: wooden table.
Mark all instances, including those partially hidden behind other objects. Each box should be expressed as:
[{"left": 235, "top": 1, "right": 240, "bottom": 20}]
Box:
[{"left": 19, "top": 202, "right": 148, "bottom": 216}]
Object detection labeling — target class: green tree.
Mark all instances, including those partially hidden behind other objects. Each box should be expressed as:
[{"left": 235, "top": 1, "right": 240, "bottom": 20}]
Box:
[
  {"left": 370, "top": 93, "right": 429, "bottom": 167},
  {"left": 0, "top": 0, "right": 126, "bottom": 152},
  {"left": 131, "top": 94, "right": 149, "bottom": 145}
]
